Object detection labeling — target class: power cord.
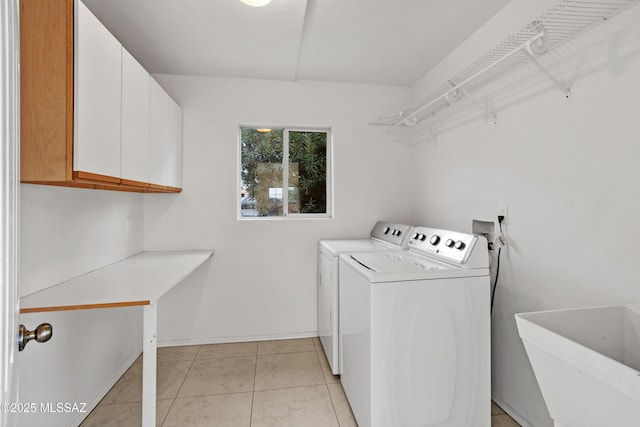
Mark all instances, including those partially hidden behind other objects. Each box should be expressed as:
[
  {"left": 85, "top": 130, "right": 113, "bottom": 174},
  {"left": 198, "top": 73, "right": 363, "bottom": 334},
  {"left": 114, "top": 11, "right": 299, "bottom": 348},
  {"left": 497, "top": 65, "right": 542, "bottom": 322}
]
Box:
[{"left": 490, "top": 215, "right": 505, "bottom": 314}]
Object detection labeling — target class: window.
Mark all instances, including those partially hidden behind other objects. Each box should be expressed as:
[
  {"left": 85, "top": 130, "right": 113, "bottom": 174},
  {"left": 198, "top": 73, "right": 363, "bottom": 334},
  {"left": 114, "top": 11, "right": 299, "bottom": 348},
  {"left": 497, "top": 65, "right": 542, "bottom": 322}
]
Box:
[{"left": 239, "top": 126, "right": 331, "bottom": 218}]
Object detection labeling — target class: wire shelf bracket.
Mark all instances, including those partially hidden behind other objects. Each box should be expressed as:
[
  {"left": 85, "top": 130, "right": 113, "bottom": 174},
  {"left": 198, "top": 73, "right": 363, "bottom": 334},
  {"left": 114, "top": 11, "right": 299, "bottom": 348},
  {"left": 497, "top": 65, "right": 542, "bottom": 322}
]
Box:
[
  {"left": 370, "top": 0, "right": 639, "bottom": 135},
  {"left": 523, "top": 23, "right": 572, "bottom": 99},
  {"left": 413, "top": 124, "right": 437, "bottom": 144},
  {"left": 459, "top": 87, "right": 498, "bottom": 125}
]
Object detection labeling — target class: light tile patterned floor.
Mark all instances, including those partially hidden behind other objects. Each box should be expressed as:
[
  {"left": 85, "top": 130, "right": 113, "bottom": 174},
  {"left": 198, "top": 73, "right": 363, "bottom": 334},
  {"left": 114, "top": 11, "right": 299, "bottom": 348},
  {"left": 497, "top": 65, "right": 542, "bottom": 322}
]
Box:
[{"left": 80, "top": 337, "right": 521, "bottom": 426}]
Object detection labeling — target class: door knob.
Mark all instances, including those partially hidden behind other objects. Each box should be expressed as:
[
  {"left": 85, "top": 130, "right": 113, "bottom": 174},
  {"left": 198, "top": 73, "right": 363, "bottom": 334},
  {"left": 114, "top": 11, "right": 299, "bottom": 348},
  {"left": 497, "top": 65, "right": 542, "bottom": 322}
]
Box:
[{"left": 18, "top": 323, "right": 53, "bottom": 352}]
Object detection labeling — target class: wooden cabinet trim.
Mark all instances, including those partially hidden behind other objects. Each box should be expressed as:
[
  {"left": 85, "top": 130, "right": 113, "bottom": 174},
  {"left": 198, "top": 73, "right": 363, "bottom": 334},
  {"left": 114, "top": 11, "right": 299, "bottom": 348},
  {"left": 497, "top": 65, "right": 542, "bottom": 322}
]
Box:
[
  {"left": 73, "top": 170, "right": 120, "bottom": 184},
  {"left": 149, "top": 183, "right": 168, "bottom": 191},
  {"left": 120, "top": 178, "right": 150, "bottom": 189},
  {"left": 65, "top": 0, "right": 74, "bottom": 180},
  {"left": 22, "top": 180, "right": 176, "bottom": 193},
  {"left": 96, "top": 184, "right": 146, "bottom": 193}
]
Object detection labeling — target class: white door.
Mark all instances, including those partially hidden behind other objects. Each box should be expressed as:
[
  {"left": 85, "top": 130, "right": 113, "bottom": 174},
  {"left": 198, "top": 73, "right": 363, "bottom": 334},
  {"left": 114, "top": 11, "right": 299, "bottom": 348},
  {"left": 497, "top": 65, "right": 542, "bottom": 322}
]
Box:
[
  {"left": 1, "top": 1, "right": 21, "bottom": 426},
  {"left": 74, "top": 1, "right": 122, "bottom": 178},
  {"left": 149, "top": 77, "right": 169, "bottom": 187},
  {"left": 167, "top": 97, "right": 183, "bottom": 189},
  {"left": 121, "top": 47, "right": 150, "bottom": 183}
]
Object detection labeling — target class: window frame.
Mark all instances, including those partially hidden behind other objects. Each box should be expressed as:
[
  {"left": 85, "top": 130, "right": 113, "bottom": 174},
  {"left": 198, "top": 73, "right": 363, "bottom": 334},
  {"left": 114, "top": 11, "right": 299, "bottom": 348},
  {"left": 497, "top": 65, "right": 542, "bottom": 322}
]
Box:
[{"left": 238, "top": 125, "right": 333, "bottom": 220}]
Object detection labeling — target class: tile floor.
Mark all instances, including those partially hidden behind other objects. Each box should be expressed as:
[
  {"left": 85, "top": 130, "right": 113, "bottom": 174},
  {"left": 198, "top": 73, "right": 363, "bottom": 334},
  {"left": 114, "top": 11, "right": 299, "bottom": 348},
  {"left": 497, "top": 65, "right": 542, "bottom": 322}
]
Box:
[{"left": 80, "top": 337, "right": 521, "bottom": 427}]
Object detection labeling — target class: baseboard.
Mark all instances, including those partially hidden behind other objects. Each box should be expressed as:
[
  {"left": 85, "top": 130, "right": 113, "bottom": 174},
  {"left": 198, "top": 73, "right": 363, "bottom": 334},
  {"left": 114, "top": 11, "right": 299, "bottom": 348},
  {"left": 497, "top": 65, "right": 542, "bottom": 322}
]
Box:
[
  {"left": 69, "top": 350, "right": 142, "bottom": 427},
  {"left": 491, "top": 395, "right": 534, "bottom": 427},
  {"left": 158, "top": 331, "right": 319, "bottom": 348}
]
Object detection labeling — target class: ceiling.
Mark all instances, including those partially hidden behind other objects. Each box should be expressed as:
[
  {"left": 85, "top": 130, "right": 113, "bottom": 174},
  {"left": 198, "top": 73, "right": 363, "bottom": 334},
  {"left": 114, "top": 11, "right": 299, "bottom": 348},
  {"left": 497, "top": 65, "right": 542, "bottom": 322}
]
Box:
[{"left": 82, "top": 0, "right": 511, "bottom": 86}]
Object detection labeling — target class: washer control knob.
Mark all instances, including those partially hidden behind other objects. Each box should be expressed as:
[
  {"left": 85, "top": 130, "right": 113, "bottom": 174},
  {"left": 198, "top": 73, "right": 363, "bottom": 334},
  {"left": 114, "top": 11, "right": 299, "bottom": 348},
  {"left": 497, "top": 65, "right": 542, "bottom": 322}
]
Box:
[
  {"left": 420, "top": 234, "right": 427, "bottom": 241},
  {"left": 383, "top": 226, "right": 390, "bottom": 234},
  {"left": 445, "top": 239, "right": 455, "bottom": 248},
  {"left": 429, "top": 235, "right": 441, "bottom": 245},
  {"left": 454, "top": 240, "right": 466, "bottom": 250},
  {"left": 412, "top": 233, "right": 419, "bottom": 239}
]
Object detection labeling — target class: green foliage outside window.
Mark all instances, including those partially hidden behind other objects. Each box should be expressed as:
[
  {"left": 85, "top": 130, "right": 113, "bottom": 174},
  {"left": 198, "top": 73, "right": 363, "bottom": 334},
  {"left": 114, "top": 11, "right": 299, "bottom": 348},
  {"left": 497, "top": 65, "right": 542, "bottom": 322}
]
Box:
[
  {"left": 240, "top": 128, "right": 284, "bottom": 216},
  {"left": 240, "top": 127, "right": 328, "bottom": 217},
  {"left": 289, "top": 131, "right": 327, "bottom": 214}
]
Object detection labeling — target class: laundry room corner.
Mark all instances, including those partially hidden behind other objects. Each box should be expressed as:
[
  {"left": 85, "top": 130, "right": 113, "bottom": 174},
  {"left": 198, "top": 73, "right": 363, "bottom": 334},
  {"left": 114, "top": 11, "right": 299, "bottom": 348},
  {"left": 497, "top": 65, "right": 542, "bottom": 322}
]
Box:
[{"left": 408, "top": 1, "right": 640, "bottom": 425}]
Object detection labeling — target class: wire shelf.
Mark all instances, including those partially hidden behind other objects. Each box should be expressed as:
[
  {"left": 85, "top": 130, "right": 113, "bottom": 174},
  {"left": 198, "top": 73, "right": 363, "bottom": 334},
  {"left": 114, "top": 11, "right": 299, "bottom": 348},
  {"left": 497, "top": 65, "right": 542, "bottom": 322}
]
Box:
[{"left": 370, "top": 0, "right": 639, "bottom": 130}]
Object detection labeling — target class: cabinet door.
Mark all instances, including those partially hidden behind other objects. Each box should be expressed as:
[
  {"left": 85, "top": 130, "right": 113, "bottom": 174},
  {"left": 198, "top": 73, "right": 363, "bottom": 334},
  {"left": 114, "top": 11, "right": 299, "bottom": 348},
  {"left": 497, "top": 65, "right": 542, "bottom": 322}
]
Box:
[
  {"left": 149, "top": 77, "right": 169, "bottom": 187},
  {"left": 73, "top": 1, "right": 122, "bottom": 179},
  {"left": 121, "top": 48, "right": 150, "bottom": 184},
  {"left": 167, "top": 97, "right": 183, "bottom": 189}
]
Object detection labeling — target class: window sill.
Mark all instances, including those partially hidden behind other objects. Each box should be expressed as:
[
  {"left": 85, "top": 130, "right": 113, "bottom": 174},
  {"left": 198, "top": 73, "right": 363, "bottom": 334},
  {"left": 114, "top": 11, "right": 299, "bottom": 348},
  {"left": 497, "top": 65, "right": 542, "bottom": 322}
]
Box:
[{"left": 237, "top": 214, "right": 333, "bottom": 221}]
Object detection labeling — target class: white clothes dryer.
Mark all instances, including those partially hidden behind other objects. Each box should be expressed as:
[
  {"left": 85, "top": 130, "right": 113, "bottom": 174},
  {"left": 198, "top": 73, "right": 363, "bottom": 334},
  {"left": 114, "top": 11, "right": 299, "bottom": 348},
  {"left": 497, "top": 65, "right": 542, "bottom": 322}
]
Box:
[
  {"left": 339, "top": 226, "right": 491, "bottom": 427},
  {"left": 318, "top": 221, "right": 412, "bottom": 375}
]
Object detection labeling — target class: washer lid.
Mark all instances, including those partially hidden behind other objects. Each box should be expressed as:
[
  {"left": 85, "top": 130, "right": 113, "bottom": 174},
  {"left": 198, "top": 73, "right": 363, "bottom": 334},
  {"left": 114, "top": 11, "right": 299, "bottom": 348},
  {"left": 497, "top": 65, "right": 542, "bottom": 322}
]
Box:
[
  {"left": 319, "top": 239, "right": 402, "bottom": 256},
  {"left": 343, "top": 251, "right": 488, "bottom": 282}
]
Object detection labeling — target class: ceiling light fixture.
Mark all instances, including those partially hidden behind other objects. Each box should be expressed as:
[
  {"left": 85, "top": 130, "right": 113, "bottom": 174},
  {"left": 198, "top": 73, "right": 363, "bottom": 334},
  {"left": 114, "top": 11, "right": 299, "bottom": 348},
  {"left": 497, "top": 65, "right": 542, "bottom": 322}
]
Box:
[
  {"left": 240, "top": 0, "right": 272, "bottom": 7},
  {"left": 256, "top": 128, "right": 272, "bottom": 133}
]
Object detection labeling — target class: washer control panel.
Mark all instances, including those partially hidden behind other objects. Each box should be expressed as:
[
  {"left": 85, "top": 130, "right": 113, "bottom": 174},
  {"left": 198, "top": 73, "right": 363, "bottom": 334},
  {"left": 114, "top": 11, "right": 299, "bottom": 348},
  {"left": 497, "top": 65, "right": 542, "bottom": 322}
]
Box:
[
  {"left": 409, "top": 226, "right": 477, "bottom": 264},
  {"left": 370, "top": 221, "right": 413, "bottom": 247}
]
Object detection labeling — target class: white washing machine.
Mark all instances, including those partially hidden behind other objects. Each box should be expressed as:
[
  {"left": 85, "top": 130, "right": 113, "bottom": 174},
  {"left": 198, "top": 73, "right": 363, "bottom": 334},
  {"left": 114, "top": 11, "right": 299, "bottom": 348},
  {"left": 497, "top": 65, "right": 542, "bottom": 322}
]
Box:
[
  {"left": 339, "top": 226, "right": 491, "bottom": 427},
  {"left": 318, "top": 221, "right": 413, "bottom": 375}
]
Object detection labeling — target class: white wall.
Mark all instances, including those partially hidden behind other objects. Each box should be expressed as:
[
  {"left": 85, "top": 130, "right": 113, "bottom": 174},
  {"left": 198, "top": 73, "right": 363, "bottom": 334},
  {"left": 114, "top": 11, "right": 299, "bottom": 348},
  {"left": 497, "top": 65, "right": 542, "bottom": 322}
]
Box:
[
  {"left": 412, "top": 0, "right": 557, "bottom": 102},
  {"left": 143, "top": 76, "right": 414, "bottom": 345},
  {"left": 410, "top": 3, "right": 640, "bottom": 426},
  {"left": 20, "top": 185, "right": 143, "bottom": 296},
  {"left": 18, "top": 185, "right": 144, "bottom": 427}
]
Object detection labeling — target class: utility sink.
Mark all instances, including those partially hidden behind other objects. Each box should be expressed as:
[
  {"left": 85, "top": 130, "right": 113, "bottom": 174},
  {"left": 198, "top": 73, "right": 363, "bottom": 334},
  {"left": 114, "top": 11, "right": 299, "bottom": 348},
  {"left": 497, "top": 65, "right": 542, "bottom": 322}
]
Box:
[{"left": 515, "top": 305, "right": 640, "bottom": 427}]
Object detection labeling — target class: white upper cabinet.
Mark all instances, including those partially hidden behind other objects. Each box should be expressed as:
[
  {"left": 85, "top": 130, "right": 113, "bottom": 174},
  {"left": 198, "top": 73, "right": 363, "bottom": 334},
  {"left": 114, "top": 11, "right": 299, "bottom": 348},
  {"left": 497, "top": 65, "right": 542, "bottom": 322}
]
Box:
[
  {"left": 149, "top": 77, "right": 169, "bottom": 187},
  {"left": 121, "top": 48, "right": 150, "bottom": 184},
  {"left": 149, "top": 77, "right": 183, "bottom": 189},
  {"left": 74, "top": 1, "right": 122, "bottom": 178},
  {"left": 21, "top": 0, "right": 182, "bottom": 192},
  {"left": 68, "top": 0, "right": 182, "bottom": 190},
  {"left": 167, "top": 97, "right": 183, "bottom": 189}
]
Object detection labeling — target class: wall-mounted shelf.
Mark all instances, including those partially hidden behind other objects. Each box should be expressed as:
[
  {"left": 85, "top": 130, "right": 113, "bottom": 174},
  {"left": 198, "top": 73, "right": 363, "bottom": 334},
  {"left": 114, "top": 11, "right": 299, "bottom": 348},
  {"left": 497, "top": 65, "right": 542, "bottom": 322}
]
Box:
[{"left": 370, "top": 0, "right": 639, "bottom": 140}]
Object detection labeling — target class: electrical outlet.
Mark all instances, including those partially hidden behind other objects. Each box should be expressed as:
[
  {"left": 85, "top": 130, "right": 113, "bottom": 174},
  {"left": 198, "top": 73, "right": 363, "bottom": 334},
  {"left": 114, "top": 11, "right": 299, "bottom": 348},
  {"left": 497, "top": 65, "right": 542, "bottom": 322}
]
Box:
[{"left": 498, "top": 204, "right": 508, "bottom": 225}]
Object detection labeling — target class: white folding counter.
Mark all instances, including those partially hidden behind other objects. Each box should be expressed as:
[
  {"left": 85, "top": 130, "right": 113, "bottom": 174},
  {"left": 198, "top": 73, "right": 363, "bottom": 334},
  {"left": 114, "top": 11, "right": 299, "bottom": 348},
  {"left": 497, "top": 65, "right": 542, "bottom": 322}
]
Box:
[{"left": 20, "top": 250, "right": 214, "bottom": 427}]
